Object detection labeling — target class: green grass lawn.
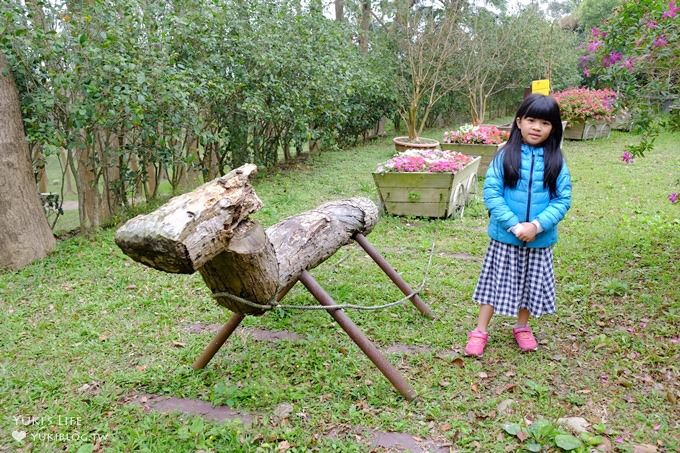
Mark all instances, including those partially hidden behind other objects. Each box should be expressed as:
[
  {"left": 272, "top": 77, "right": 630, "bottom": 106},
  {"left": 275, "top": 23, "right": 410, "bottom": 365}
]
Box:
[{"left": 2, "top": 130, "right": 678, "bottom": 452}]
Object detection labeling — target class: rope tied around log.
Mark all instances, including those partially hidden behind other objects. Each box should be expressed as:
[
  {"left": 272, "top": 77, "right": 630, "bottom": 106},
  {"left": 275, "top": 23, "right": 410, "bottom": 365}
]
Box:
[{"left": 211, "top": 240, "right": 436, "bottom": 312}]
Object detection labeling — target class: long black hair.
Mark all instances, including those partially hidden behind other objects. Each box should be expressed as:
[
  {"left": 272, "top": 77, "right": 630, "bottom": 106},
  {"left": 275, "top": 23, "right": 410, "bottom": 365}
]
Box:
[{"left": 497, "top": 94, "right": 564, "bottom": 198}]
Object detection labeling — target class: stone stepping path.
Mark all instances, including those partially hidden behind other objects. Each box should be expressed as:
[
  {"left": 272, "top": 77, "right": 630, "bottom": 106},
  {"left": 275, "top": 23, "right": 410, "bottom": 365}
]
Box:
[
  {"left": 129, "top": 326, "right": 462, "bottom": 450},
  {"left": 127, "top": 393, "right": 452, "bottom": 452},
  {"left": 326, "top": 426, "right": 452, "bottom": 452},
  {"left": 127, "top": 394, "right": 255, "bottom": 427}
]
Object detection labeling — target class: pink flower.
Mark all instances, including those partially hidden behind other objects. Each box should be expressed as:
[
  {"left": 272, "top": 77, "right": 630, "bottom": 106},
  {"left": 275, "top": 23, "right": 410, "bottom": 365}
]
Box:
[
  {"left": 378, "top": 149, "right": 474, "bottom": 174},
  {"left": 653, "top": 35, "right": 668, "bottom": 47},
  {"left": 622, "top": 58, "right": 634, "bottom": 71},
  {"left": 646, "top": 20, "right": 658, "bottom": 28},
  {"left": 591, "top": 27, "right": 606, "bottom": 38},
  {"left": 662, "top": 1, "right": 680, "bottom": 18},
  {"left": 588, "top": 40, "right": 603, "bottom": 53},
  {"left": 669, "top": 193, "right": 679, "bottom": 203},
  {"left": 583, "top": 68, "right": 590, "bottom": 77},
  {"left": 602, "top": 51, "right": 622, "bottom": 68},
  {"left": 621, "top": 151, "right": 634, "bottom": 164}
]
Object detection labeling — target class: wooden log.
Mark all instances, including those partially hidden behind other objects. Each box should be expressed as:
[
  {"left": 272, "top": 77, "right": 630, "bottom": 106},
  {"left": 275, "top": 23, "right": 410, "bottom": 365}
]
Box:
[
  {"left": 199, "top": 221, "right": 278, "bottom": 316},
  {"left": 115, "top": 162, "right": 379, "bottom": 314},
  {"left": 114, "top": 164, "right": 261, "bottom": 274},
  {"left": 199, "top": 197, "right": 379, "bottom": 315},
  {"left": 267, "top": 197, "right": 379, "bottom": 293}
]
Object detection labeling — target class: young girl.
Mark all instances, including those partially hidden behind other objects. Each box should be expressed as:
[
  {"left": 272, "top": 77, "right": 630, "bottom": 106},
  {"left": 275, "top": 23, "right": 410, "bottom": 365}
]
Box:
[{"left": 464, "top": 94, "right": 572, "bottom": 357}]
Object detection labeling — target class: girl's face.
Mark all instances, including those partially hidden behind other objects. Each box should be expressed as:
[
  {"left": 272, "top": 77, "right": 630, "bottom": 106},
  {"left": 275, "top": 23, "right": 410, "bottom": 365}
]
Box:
[{"left": 516, "top": 116, "right": 553, "bottom": 146}]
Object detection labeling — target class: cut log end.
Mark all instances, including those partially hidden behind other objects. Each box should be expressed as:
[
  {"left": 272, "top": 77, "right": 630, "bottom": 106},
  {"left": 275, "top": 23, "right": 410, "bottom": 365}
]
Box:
[{"left": 115, "top": 164, "right": 261, "bottom": 273}]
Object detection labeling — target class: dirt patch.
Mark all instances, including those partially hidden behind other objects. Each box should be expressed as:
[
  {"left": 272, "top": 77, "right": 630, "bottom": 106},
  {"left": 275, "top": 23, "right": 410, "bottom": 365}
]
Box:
[
  {"left": 183, "top": 323, "right": 305, "bottom": 341},
  {"left": 127, "top": 394, "right": 255, "bottom": 426},
  {"left": 437, "top": 252, "right": 481, "bottom": 261},
  {"left": 326, "top": 425, "right": 452, "bottom": 452},
  {"left": 384, "top": 344, "right": 434, "bottom": 355},
  {"left": 384, "top": 344, "right": 460, "bottom": 361},
  {"left": 184, "top": 322, "right": 223, "bottom": 334}
]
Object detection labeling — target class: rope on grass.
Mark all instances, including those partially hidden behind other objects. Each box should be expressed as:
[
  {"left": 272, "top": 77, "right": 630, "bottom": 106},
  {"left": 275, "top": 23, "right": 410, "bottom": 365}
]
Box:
[{"left": 211, "top": 240, "right": 436, "bottom": 312}]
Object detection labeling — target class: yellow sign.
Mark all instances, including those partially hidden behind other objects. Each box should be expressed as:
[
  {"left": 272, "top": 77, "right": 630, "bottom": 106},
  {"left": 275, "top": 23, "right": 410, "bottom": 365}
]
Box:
[{"left": 531, "top": 79, "right": 551, "bottom": 95}]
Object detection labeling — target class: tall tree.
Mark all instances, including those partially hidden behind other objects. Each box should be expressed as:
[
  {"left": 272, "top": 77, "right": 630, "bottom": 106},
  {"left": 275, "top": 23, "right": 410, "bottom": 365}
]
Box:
[
  {"left": 359, "top": 1, "right": 371, "bottom": 53},
  {"left": 0, "top": 52, "right": 55, "bottom": 270},
  {"left": 335, "top": 0, "right": 344, "bottom": 21}
]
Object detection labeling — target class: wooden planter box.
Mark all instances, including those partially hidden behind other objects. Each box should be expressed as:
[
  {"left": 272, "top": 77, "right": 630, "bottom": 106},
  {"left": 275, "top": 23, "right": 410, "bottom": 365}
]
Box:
[
  {"left": 610, "top": 111, "right": 632, "bottom": 131},
  {"left": 373, "top": 156, "right": 481, "bottom": 218},
  {"left": 564, "top": 120, "right": 611, "bottom": 140},
  {"left": 439, "top": 143, "right": 504, "bottom": 175}
]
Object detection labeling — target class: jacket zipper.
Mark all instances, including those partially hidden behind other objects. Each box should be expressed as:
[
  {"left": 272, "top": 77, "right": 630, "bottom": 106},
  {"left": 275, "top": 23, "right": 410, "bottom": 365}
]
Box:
[{"left": 522, "top": 150, "right": 536, "bottom": 247}]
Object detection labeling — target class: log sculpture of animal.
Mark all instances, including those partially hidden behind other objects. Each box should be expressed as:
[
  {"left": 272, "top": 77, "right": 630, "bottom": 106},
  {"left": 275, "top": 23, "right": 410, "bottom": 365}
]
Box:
[{"left": 115, "top": 164, "right": 431, "bottom": 400}]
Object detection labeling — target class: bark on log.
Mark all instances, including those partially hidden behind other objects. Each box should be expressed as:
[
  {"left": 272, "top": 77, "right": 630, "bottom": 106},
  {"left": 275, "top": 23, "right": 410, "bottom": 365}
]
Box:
[
  {"left": 199, "top": 198, "right": 378, "bottom": 315},
  {"left": 267, "top": 198, "right": 378, "bottom": 294},
  {"left": 115, "top": 164, "right": 261, "bottom": 273}
]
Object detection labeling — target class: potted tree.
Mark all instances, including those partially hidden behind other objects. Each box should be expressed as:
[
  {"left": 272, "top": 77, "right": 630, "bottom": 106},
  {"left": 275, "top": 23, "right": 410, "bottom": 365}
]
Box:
[
  {"left": 392, "top": 4, "right": 465, "bottom": 151},
  {"left": 553, "top": 87, "right": 617, "bottom": 140},
  {"left": 441, "top": 124, "right": 509, "bottom": 173}
]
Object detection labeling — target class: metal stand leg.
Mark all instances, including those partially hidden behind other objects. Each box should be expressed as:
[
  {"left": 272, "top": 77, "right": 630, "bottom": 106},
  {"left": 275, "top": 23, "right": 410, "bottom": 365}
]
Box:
[
  {"left": 192, "top": 313, "right": 245, "bottom": 369},
  {"left": 298, "top": 270, "right": 417, "bottom": 401},
  {"left": 353, "top": 233, "right": 435, "bottom": 319}
]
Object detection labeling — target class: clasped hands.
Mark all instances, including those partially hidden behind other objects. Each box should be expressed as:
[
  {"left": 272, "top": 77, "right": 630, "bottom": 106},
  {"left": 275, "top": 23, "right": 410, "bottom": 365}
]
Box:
[{"left": 514, "top": 222, "right": 538, "bottom": 242}]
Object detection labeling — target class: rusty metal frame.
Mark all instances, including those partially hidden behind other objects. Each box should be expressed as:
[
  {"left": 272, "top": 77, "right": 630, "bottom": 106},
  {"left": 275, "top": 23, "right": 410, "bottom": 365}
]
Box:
[{"left": 192, "top": 235, "right": 433, "bottom": 400}]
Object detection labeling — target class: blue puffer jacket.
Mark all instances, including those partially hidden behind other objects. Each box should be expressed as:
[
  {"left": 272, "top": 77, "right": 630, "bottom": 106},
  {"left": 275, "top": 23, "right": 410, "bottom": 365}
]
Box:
[{"left": 483, "top": 143, "right": 572, "bottom": 248}]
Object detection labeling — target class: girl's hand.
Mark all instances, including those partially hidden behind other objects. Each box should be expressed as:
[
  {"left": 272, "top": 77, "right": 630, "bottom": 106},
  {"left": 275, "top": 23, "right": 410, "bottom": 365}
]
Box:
[{"left": 515, "top": 222, "right": 538, "bottom": 242}]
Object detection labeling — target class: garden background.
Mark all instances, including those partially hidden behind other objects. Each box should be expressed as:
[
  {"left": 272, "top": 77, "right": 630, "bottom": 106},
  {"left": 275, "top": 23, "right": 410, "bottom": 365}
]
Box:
[{"left": 0, "top": 0, "right": 678, "bottom": 452}]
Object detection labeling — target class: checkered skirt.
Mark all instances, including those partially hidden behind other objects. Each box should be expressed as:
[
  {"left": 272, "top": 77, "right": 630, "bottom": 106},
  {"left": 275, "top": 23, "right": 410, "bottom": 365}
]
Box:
[{"left": 473, "top": 240, "right": 556, "bottom": 317}]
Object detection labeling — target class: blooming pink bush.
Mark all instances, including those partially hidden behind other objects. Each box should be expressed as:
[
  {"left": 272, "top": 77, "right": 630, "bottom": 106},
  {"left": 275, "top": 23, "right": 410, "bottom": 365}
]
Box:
[
  {"left": 553, "top": 87, "right": 617, "bottom": 123},
  {"left": 442, "top": 125, "right": 509, "bottom": 145},
  {"left": 375, "top": 149, "right": 474, "bottom": 174}
]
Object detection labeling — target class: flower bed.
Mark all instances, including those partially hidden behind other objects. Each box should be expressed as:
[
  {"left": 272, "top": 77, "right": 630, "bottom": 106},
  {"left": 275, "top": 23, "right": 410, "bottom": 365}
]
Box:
[
  {"left": 375, "top": 149, "right": 475, "bottom": 174},
  {"left": 553, "top": 87, "right": 617, "bottom": 123},
  {"left": 554, "top": 88, "right": 617, "bottom": 140},
  {"left": 373, "top": 149, "right": 481, "bottom": 218},
  {"left": 440, "top": 125, "right": 508, "bottom": 174},
  {"left": 442, "top": 124, "right": 510, "bottom": 146}
]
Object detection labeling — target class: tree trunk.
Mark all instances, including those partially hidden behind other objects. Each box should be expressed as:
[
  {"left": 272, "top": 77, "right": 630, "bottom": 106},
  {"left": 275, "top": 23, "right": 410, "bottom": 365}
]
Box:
[
  {"left": 61, "top": 148, "right": 75, "bottom": 194},
  {"left": 75, "top": 144, "right": 101, "bottom": 234},
  {"left": 0, "top": 52, "right": 55, "bottom": 270},
  {"left": 33, "top": 146, "right": 48, "bottom": 192},
  {"left": 359, "top": 1, "right": 371, "bottom": 53},
  {"left": 335, "top": 0, "right": 344, "bottom": 21}
]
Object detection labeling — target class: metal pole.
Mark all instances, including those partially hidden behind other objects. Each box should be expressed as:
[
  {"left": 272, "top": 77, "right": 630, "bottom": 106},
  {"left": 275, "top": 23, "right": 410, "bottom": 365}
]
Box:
[
  {"left": 192, "top": 313, "right": 245, "bottom": 369},
  {"left": 353, "top": 233, "right": 435, "bottom": 319},
  {"left": 298, "top": 271, "right": 417, "bottom": 401}
]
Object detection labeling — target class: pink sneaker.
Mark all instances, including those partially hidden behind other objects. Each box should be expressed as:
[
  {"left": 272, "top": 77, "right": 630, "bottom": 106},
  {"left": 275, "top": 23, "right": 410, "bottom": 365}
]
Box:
[
  {"left": 513, "top": 326, "right": 538, "bottom": 352},
  {"left": 464, "top": 329, "right": 489, "bottom": 357}
]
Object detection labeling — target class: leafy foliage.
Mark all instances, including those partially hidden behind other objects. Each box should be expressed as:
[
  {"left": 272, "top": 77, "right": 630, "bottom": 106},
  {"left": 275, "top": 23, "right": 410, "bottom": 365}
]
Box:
[
  {"left": 580, "top": 0, "right": 679, "bottom": 158},
  {"left": 0, "top": 0, "right": 397, "bottom": 230}
]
